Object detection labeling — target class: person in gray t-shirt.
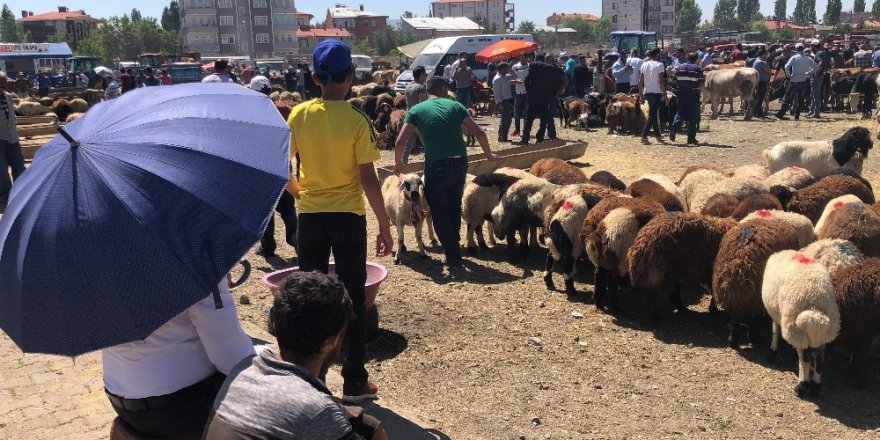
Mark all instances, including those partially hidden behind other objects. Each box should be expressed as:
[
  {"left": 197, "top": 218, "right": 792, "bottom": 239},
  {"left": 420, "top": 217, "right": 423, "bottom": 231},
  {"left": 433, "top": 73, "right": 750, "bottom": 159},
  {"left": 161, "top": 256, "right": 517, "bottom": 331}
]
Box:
[
  {"left": 204, "top": 272, "right": 386, "bottom": 440},
  {"left": 401, "top": 66, "right": 429, "bottom": 164}
]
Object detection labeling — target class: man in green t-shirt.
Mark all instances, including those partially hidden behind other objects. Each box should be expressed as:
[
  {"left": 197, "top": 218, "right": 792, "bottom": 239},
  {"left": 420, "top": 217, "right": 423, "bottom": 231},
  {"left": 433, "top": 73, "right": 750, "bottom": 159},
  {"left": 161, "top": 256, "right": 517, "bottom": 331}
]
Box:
[{"left": 393, "top": 77, "right": 498, "bottom": 269}]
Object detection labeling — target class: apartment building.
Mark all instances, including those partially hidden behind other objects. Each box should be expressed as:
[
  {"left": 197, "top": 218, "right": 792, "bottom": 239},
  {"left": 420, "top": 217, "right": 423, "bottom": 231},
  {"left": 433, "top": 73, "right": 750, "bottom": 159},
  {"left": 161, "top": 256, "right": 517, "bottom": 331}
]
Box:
[
  {"left": 19, "top": 6, "right": 100, "bottom": 50},
  {"left": 430, "top": 0, "right": 515, "bottom": 33},
  {"left": 602, "top": 0, "right": 676, "bottom": 34},
  {"left": 179, "top": 0, "right": 299, "bottom": 58},
  {"left": 546, "top": 12, "right": 599, "bottom": 27},
  {"left": 325, "top": 4, "right": 388, "bottom": 40}
]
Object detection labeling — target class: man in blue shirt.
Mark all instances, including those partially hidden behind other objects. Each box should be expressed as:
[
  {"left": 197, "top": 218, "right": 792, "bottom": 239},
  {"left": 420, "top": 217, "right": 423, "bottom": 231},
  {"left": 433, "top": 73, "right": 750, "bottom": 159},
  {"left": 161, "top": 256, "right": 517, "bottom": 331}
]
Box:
[
  {"left": 611, "top": 52, "right": 632, "bottom": 93},
  {"left": 669, "top": 53, "right": 704, "bottom": 145},
  {"left": 775, "top": 43, "right": 816, "bottom": 120},
  {"left": 36, "top": 72, "right": 51, "bottom": 97},
  {"left": 752, "top": 50, "right": 771, "bottom": 118}
]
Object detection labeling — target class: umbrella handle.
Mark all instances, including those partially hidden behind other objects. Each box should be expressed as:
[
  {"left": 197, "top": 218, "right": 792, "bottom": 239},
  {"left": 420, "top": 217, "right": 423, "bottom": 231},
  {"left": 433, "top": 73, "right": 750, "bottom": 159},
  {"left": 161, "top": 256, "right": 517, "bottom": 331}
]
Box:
[
  {"left": 57, "top": 127, "right": 80, "bottom": 148},
  {"left": 229, "top": 258, "right": 252, "bottom": 291}
]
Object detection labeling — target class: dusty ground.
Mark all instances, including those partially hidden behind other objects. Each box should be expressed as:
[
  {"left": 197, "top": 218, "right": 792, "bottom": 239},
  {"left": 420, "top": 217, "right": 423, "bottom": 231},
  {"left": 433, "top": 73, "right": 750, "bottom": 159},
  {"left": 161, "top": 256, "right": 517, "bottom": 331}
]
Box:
[{"left": 236, "top": 108, "right": 880, "bottom": 440}]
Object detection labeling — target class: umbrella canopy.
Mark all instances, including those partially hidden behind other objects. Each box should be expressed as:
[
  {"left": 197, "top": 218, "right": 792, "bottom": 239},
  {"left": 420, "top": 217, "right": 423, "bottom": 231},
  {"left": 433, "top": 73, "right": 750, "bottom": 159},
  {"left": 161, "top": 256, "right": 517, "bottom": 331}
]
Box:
[
  {"left": 94, "top": 66, "right": 116, "bottom": 78},
  {"left": 0, "top": 83, "right": 290, "bottom": 356},
  {"left": 397, "top": 39, "right": 434, "bottom": 59},
  {"left": 475, "top": 40, "right": 538, "bottom": 64}
]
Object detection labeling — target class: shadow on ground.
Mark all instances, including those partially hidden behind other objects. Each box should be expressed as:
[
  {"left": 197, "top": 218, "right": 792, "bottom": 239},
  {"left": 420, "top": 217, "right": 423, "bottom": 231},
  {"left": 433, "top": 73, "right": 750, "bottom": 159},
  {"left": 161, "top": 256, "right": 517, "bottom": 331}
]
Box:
[{"left": 361, "top": 402, "right": 451, "bottom": 440}]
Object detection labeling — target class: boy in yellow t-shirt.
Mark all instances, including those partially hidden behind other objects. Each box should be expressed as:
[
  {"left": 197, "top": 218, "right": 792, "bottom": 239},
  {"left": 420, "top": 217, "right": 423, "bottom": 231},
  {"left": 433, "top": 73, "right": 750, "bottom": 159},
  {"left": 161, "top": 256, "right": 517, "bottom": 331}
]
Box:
[{"left": 287, "top": 40, "right": 393, "bottom": 403}]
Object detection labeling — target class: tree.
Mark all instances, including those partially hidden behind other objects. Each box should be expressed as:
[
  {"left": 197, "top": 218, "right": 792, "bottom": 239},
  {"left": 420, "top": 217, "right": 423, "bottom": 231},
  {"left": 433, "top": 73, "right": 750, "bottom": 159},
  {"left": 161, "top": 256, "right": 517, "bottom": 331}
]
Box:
[
  {"left": 713, "top": 0, "right": 740, "bottom": 29},
  {"left": 824, "top": 0, "right": 842, "bottom": 24},
  {"left": 0, "top": 4, "right": 30, "bottom": 43},
  {"left": 370, "top": 27, "right": 416, "bottom": 56},
  {"left": 737, "top": 0, "right": 761, "bottom": 26},
  {"left": 873, "top": 0, "right": 880, "bottom": 19},
  {"left": 77, "top": 14, "right": 181, "bottom": 61},
  {"left": 855, "top": 0, "right": 866, "bottom": 13},
  {"left": 161, "top": 1, "right": 181, "bottom": 32},
  {"left": 792, "top": 0, "right": 814, "bottom": 23},
  {"left": 675, "top": 0, "right": 703, "bottom": 33},
  {"left": 534, "top": 30, "right": 559, "bottom": 49},
  {"left": 516, "top": 20, "right": 536, "bottom": 34},
  {"left": 131, "top": 8, "right": 143, "bottom": 22},
  {"left": 774, "top": 0, "right": 787, "bottom": 20}
]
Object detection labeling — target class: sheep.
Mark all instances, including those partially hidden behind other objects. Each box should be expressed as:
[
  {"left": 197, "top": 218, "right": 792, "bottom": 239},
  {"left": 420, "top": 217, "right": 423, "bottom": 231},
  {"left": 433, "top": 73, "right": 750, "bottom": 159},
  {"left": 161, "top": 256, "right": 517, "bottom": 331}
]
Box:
[
  {"left": 529, "top": 158, "right": 590, "bottom": 186},
  {"left": 542, "top": 183, "right": 621, "bottom": 229},
  {"left": 762, "top": 250, "right": 841, "bottom": 397},
  {"left": 638, "top": 173, "right": 686, "bottom": 208},
  {"left": 786, "top": 175, "right": 875, "bottom": 223},
  {"left": 762, "top": 127, "right": 873, "bottom": 177},
  {"left": 688, "top": 176, "right": 770, "bottom": 213},
  {"left": 65, "top": 112, "right": 84, "bottom": 123},
  {"left": 712, "top": 220, "right": 802, "bottom": 347},
  {"left": 769, "top": 185, "right": 796, "bottom": 209},
  {"left": 269, "top": 91, "right": 281, "bottom": 101},
  {"left": 801, "top": 239, "right": 866, "bottom": 277},
  {"left": 701, "top": 193, "right": 739, "bottom": 217},
  {"left": 605, "top": 99, "right": 643, "bottom": 134},
  {"left": 829, "top": 259, "right": 880, "bottom": 384},
  {"left": 730, "top": 193, "right": 784, "bottom": 220},
  {"left": 732, "top": 163, "right": 770, "bottom": 180},
  {"left": 589, "top": 171, "right": 626, "bottom": 191},
  {"left": 15, "top": 101, "right": 51, "bottom": 116},
  {"left": 765, "top": 166, "right": 815, "bottom": 191},
  {"left": 814, "top": 195, "right": 863, "bottom": 234},
  {"left": 676, "top": 164, "right": 729, "bottom": 185},
  {"left": 491, "top": 177, "right": 558, "bottom": 262},
  {"left": 741, "top": 209, "right": 816, "bottom": 247},
  {"left": 462, "top": 108, "right": 477, "bottom": 146},
  {"left": 627, "top": 213, "right": 738, "bottom": 323},
  {"left": 356, "top": 82, "right": 378, "bottom": 97},
  {"left": 815, "top": 202, "right": 880, "bottom": 257},
  {"left": 825, "top": 167, "right": 874, "bottom": 192},
  {"left": 625, "top": 178, "right": 685, "bottom": 212},
  {"left": 347, "top": 97, "right": 364, "bottom": 111},
  {"left": 393, "top": 94, "right": 407, "bottom": 109},
  {"left": 376, "top": 93, "right": 394, "bottom": 111},
  {"left": 581, "top": 197, "right": 665, "bottom": 312},
  {"left": 51, "top": 98, "right": 72, "bottom": 123},
  {"left": 382, "top": 174, "right": 436, "bottom": 264},
  {"left": 68, "top": 98, "right": 89, "bottom": 113},
  {"left": 462, "top": 172, "right": 522, "bottom": 251},
  {"left": 678, "top": 168, "right": 729, "bottom": 209}
]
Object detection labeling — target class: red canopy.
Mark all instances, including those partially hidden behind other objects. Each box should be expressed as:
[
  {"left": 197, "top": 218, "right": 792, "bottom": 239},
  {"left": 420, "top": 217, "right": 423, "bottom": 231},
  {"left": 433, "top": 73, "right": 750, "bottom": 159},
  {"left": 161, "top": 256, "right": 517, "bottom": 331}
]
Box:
[{"left": 475, "top": 40, "right": 538, "bottom": 63}]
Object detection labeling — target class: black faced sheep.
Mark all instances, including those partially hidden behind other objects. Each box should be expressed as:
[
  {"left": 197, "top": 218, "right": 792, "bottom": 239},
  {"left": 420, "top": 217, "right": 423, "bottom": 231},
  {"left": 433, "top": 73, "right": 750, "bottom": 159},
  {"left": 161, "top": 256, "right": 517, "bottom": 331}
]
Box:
[
  {"left": 762, "top": 250, "right": 841, "bottom": 397},
  {"left": 51, "top": 98, "right": 72, "bottom": 124},
  {"left": 462, "top": 172, "right": 523, "bottom": 251},
  {"left": 625, "top": 178, "right": 685, "bottom": 212},
  {"left": 627, "top": 213, "right": 738, "bottom": 323},
  {"left": 701, "top": 193, "right": 739, "bottom": 218},
  {"left": 544, "top": 192, "right": 607, "bottom": 295},
  {"left": 581, "top": 197, "right": 665, "bottom": 312},
  {"left": 529, "top": 158, "right": 590, "bottom": 186},
  {"left": 712, "top": 220, "right": 802, "bottom": 347},
  {"left": 730, "top": 193, "right": 784, "bottom": 220},
  {"left": 763, "top": 126, "right": 873, "bottom": 177},
  {"left": 785, "top": 175, "right": 875, "bottom": 223},
  {"left": 589, "top": 171, "right": 627, "bottom": 191},
  {"left": 740, "top": 209, "right": 816, "bottom": 247},
  {"left": 829, "top": 258, "right": 880, "bottom": 384},
  {"left": 491, "top": 177, "right": 558, "bottom": 262},
  {"left": 382, "top": 174, "right": 436, "bottom": 264},
  {"left": 815, "top": 202, "right": 880, "bottom": 257}
]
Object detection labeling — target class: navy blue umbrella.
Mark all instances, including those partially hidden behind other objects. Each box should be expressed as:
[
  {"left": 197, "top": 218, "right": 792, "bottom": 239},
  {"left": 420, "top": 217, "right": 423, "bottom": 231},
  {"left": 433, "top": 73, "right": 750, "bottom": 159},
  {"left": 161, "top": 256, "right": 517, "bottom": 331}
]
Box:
[{"left": 0, "top": 83, "right": 290, "bottom": 355}]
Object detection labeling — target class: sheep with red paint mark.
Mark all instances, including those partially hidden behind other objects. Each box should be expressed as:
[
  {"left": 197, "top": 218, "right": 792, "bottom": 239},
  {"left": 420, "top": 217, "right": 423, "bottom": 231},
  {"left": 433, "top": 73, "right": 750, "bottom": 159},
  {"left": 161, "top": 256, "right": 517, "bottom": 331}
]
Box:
[
  {"left": 741, "top": 209, "right": 816, "bottom": 247},
  {"left": 787, "top": 174, "right": 875, "bottom": 223},
  {"left": 815, "top": 201, "right": 880, "bottom": 257}
]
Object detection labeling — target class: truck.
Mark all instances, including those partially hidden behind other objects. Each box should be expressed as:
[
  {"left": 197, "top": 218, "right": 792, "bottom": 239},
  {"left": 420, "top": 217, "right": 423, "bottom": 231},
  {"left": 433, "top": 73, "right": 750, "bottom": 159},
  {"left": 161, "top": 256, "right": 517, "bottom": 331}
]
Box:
[
  {"left": 67, "top": 56, "right": 103, "bottom": 87},
  {"left": 611, "top": 31, "right": 659, "bottom": 56},
  {"left": 138, "top": 52, "right": 203, "bottom": 84}
]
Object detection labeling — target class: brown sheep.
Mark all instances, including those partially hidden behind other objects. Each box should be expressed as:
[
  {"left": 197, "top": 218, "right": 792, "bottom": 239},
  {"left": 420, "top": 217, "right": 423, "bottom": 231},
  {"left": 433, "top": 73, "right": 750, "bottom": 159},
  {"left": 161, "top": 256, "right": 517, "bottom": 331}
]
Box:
[
  {"left": 376, "top": 92, "right": 394, "bottom": 110},
  {"left": 393, "top": 94, "right": 407, "bottom": 109},
  {"left": 829, "top": 259, "right": 880, "bottom": 383},
  {"left": 628, "top": 213, "right": 738, "bottom": 323},
  {"left": 564, "top": 99, "right": 590, "bottom": 129},
  {"left": 787, "top": 175, "right": 876, "bottom": 223},
  {"left": 816, "top": 202, "right": 880, "bottom": 257},
  {"left": 701, "top": 193, "right": 739, "bottom": 217},
  {"left": 605, "top": 100, "right": 642, "bottom": 134},
  {"left": 712, "top": 219, "right": 802, "bottom": 347},
  {"left": 730, "top": 193, "right": 784, "bottom": 220},
  {"left": 529, "top": 158, "right": 590, "bottom": 187},
  {"left": 676, "top": 163, "right": 730, "bottom": 185},
  {"left": 625, "top": 179, "right": 685, "bottom": 212},
  {"left": 347, "top": 97, "right": 364, "bottom": 111},
  {"left": 51, "top": 98, "right": 72, "bottom": 123},
  {"left": 589, "top": 171, "right": 627, "bottom": 191}
]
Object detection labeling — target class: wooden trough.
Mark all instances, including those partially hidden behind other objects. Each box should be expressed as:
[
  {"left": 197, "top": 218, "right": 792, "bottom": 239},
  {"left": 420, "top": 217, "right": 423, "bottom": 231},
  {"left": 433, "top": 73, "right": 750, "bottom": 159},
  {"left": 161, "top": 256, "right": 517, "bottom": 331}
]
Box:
[{"left": 377, "top": 139, "right": 588, "bottom": 180}]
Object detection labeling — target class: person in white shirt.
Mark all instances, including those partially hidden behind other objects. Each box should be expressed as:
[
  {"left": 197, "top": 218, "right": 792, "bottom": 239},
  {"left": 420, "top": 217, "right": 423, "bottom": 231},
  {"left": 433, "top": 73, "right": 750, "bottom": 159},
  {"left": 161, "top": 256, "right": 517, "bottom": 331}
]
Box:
[
  {"left": 626, "top": 48, "right": 643, "bottom": 93},
  {"left": 511, "top": 52, "right": 530, "bottom": 137},
  {"left": 442, "top": 54, "right": 457, "bottom": 87},
  {"left": 202, "top": 59, "right": 234, "bottom": 83},
  {"left": 492, "top": 62, "right": 516, "bottom": 142},
  {"left": 638, "top": 48, "right": 669, "bottom": 145},
  {"left": 102, "top": 280, "right": 255, "bottom": 438}
]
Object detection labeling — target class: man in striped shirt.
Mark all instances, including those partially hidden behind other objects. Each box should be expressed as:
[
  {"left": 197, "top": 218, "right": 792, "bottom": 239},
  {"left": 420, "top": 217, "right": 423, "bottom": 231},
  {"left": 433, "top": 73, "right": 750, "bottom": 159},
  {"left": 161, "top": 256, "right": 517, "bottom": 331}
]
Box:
[
  {"left": 853, "top": 44, "right": 873, "bottom": 68},
  {"left": 669, "top": 53, "right": 704, "bottom": 146}
]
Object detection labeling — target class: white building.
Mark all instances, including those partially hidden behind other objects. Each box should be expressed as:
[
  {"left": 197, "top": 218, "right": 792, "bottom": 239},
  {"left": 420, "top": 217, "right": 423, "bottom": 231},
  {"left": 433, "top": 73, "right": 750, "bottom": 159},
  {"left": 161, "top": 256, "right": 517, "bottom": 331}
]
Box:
[
  {"left": 603, "top": 0, "right": 676, "bottom": 34},
  {"left": 401, "top": 17, "right": 483, "bottom": 39},
  {"left": 430, "top": 0, "right": 514, "bottom": 33}
]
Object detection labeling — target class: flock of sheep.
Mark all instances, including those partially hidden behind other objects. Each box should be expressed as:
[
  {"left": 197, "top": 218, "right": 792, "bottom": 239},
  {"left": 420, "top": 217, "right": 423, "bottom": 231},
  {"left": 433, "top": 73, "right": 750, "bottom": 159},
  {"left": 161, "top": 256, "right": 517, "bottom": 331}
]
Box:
[
  {"left": 14, "top": 96, "right": 90, "bottom": 123},
  {"left": 383, "top": 125, "right": 879, "bottom": 398}
]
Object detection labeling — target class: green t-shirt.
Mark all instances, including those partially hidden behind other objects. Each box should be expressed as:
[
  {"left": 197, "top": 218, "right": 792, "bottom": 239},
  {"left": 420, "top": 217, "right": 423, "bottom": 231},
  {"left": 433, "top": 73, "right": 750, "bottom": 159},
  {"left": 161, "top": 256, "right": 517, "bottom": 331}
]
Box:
[{"left": 404, "top": 98, "right": 469, "bottom": 163}]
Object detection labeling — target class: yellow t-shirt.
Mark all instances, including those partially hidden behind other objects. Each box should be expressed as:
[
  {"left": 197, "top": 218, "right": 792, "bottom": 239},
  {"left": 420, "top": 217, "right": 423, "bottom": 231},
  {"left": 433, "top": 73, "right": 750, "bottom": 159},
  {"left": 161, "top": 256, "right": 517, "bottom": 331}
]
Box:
[{"left": 288, "top": 98, "right": 380, "bottom": 215}]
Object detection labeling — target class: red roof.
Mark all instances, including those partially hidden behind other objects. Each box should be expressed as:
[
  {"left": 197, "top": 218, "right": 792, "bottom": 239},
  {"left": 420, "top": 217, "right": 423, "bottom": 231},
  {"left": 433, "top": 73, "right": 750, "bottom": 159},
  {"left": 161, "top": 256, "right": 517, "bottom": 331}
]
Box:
[
  {"left": 21, "top": 10, "right": 93, "bottom": 21},
  {"left": 297, "top": 28, "right": 351, "bottom": 37},
  {"left": 763, "top": 20, "right": 813, "bottom": 31},
  {"left": 550, "top": 12, "right": 600, "bottom": 22}
]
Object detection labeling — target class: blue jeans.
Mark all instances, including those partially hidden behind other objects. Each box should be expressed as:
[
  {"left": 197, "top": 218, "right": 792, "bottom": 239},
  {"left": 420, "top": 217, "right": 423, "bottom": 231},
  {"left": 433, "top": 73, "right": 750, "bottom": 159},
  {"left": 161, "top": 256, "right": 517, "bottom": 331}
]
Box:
[
  {"left": 424, "top": 157, "right": 468, "bottom": 266},
  {"left": 456, "top": 87, "right": 472, "bottom": 108},
  {"left": 672, "top": 89, "right": 700, "bottom": 143},
  {"left": 777, "top": 81, "right": 808, "bottom": 118},
  {"left": 810, "top": 75, "right": 824, "bottom": 116},
  {"left": 514, "top": 93, "right": 527, "bottom": 131},
  {"left": 0, "top": 140, "right": 25, "bottom": 203}
]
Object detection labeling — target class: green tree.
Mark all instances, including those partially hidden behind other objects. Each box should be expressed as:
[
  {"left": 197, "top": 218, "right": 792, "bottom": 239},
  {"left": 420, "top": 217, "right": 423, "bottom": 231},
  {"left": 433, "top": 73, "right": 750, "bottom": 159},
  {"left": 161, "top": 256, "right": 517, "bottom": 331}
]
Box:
[
  {"left": 774, "top": 0, "right": 787, "bottom": 20},
  {"left": 855, "top": 0, "right": 866, "bottom": 13},
  {"left": 0, "top": 4, "right": 30, "bottom": 43},
  {"left": 592, "top": 16, "right": 612, "bottom": 40},
  {"left": 562, "top": 17, "right": 592, "bottom": 43},
  {"left": 161, "top": 1, "right": 181, "bottom": 32},
  {"left": 131, "top": 8, "right": 143, "bottom": 22},
  {"left": 370, "top": 27, "right": 416, "bottom": 56},
  {"left": 516, "top": 20, "right": 536, "bottom": 34},
  {"left": 77, "top": 14, "right": 181, "bottom": 61},
  {"left": 534, "top": 30, "right": 559, "bottom": 49},
  {"left": 737, "top": 0, "right": 761, "bottom": 26},
  {"left": 873, "top": 0, "right": 880, "bottom": 19},
  {"left": 676, "top": 0, "right": 703, "bottom": 33},
  {"left": 714, "top": 0, "right": 740, "bottom": 29},
  {"left": 792, "top": 0, "right": 808, "bottom": 23},
  {"left": 824, "top": 0, "right": 842, "bottom": 24}
]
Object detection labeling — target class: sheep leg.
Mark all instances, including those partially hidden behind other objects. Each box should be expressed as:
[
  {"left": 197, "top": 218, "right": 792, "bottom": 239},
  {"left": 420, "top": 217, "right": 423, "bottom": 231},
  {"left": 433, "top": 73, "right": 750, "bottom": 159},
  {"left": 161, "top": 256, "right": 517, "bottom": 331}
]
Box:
[
  {"left": 668, "top": 289, "right": 687, "bottom": 314},
  {"left": 562, "top": 255, "right": 577, "bottom": 296},
  {"left": 393, "top": 223, "right": 405, "bottom": 264},
  {"left": 466, "top": 222, "right": 478, "bottom": 251},
  {"left": 486, "top": 222, "right": 496, "bottom": 247},
  {"left": 414, "top": 219, "right": 428, "bottom": 259},
  {"left": 648, "top": 292, "right": 661, "bottom": 325},
  {"left": 593, "top": 267, "right": 607, "bottom": 311},
  {"left": 518, "top": 226, "right": 530, "bottom": 257},
  {"left": 543, "top": 253, "right": 557, "bottom": 291},
  {"left": 506, "top": 231, "right": 519, "bottom": 263},
  {"left": 425, "top": 212, "right": 438, "bottom": 246},
  {"left": 530, "top": 225, "right": 541, "bottom": 249},
  {"left": 728, "top": 318, "right": 740, "bottom": 349},
  {"left": 748, "top": 315, "right": 765, "bottom": 346},
  {"left": 608, "top": 275, "right": 622, "bottom": 315},
  {"left": 475, "top": 219, "right": 490, "bottom": 250},
  {"left": 766, "top": 321, "right": 781, "bottom": 364},
  {"left": 708, "top": 296, "right": 720, "bottom": 315},
  {"left": 795, "top": 347, "right": 823, "bottom": 397},
  {"left": 710, "top": 97, "right": 719, "bottom": 119}
]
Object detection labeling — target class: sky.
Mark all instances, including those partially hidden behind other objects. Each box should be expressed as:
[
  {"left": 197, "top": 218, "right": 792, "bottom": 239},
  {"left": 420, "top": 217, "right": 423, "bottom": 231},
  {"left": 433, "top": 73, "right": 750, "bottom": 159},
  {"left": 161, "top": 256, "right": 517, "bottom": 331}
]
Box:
[{"left": 6, "top": 1, "right": 861, "bottom": 26}]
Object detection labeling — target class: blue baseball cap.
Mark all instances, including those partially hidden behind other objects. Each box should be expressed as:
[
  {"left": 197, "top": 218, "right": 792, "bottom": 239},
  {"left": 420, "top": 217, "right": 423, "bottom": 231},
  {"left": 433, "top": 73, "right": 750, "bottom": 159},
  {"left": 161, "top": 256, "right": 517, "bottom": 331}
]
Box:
[{"left": 313, "top": 40, "right": 352, "bottom": 81}]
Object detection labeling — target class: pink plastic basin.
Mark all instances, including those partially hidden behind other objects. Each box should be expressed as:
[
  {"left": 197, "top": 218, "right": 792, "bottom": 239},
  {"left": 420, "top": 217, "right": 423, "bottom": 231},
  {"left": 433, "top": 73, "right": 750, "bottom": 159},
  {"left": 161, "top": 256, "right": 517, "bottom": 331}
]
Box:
[{"left": 260, "top": 262, "right": 388, "bottom": 309}]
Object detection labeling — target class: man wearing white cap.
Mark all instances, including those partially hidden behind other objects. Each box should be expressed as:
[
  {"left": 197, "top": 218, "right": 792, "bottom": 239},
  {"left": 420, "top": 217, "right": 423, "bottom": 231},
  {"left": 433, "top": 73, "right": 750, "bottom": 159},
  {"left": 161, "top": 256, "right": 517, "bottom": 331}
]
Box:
[
  {"left": 808, "top": 39, "right": 830, "bottom": 118},
  {"left": 775, "top": 43, "right": 815, "bottom": 120}
]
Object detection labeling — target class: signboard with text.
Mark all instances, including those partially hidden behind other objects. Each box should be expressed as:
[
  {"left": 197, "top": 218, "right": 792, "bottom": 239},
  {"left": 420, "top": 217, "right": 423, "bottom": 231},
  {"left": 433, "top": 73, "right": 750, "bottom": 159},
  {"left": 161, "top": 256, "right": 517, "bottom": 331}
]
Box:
[{"left": 0, "top": 43, "right": 51, "bottom": 53}]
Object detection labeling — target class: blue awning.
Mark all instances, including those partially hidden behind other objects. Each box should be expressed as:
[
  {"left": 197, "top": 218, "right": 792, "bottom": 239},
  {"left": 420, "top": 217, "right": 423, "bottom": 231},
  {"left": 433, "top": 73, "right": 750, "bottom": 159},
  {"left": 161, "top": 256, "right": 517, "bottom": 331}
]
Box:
[{"left": 0, "top": 43, "right": 72, "bottom": 59}]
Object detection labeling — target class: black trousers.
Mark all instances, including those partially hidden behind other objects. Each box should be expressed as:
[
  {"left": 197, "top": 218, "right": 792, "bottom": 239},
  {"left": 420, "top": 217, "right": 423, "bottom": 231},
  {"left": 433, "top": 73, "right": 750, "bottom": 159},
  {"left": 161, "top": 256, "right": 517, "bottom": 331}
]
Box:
[
  {"left": 521, "top": 98, "right": 549, "bottom": 142},
  {"left": 615, "top": 82, "right": 631, "bottom": 93},
  {"left": 297, "top": 212, "right": 368, "bottom": 393},
  {"left": 260, "top": 190, "right": 298, "bottom": 254},
  {"left": 754, "top": 81, "right": 768, "bottom": 117},
  {"left": 640, "top": 93, "right": 663, "bottom": 138},
  {"left": 498, "top": 98, "right": 514, "bottom": 141},
  {"left": 108, "top": 371, "right": 225, "bottom": 439}
]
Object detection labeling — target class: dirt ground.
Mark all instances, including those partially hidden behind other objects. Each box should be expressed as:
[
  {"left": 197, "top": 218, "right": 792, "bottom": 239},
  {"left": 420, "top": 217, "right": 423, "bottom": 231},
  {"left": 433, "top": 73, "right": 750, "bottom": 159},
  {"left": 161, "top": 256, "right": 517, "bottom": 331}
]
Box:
[{"left": 235, "top": 108, "right": 880, "bottom": 440}]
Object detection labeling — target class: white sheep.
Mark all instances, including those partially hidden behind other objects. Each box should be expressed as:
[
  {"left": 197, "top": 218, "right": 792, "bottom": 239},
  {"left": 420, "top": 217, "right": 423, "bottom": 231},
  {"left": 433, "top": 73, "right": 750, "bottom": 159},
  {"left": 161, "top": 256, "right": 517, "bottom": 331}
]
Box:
[
  {"left": 740, "top": 209, "right": 816, "bottom": 247},
  {"left": 490, "top": 177, "right": 557, "bottom": 262},
  {"left": 15, "top": 101, "right": 51, "bottom": 116},
  {"left": 678, "top": 168, "right": 728, "bottom": 211},
  {"left": 732, "top": 163, "right": 770, "bottom": 180},
  {"left": 813, "top": 194, "right": 863, "bottom": 235},
  {"left": 689, "top": 176, "right": 770, "bottom": 213},
  {"left": 68, "top": 98, "right": 90, "bottom": 113},
  {"left": 765, "top": 166, "right": 815, "bottom": 190},
  {"left": 462, "top": 172, "right": 524, "bottom": 251},
  {"left": 543, "top": 194, "right": 593, "bottom": 294},
  {"left": 382, "top": 174, "right": 436, "bottom": 264},
  {"left": 800, "top": 239, "right": 865, "bottom": 277},
  {"left": 762, "top": 127, "right": 873, "bottom": 177},
  {"left": 762, "top": 250, "right": 841, "bottom": 397}
]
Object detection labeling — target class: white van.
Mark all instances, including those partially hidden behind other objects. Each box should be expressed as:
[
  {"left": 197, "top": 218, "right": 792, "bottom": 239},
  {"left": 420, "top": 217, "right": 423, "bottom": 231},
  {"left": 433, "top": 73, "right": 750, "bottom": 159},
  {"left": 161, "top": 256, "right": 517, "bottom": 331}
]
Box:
[{"left": 394, "top": 34, "right": 534, "bottom": 93}]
